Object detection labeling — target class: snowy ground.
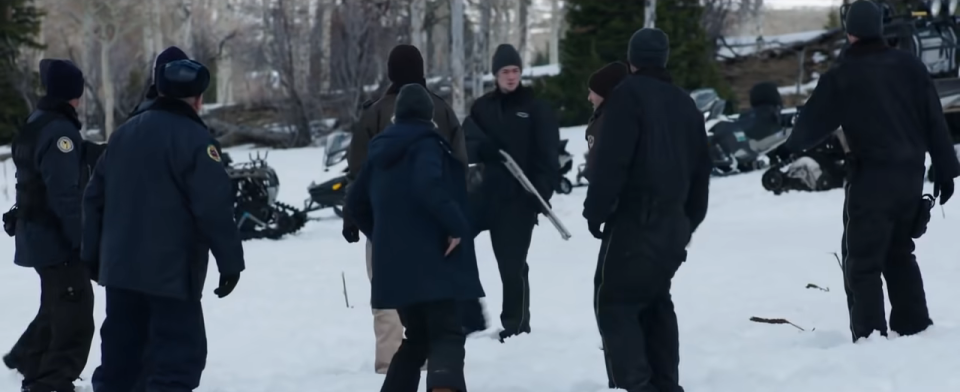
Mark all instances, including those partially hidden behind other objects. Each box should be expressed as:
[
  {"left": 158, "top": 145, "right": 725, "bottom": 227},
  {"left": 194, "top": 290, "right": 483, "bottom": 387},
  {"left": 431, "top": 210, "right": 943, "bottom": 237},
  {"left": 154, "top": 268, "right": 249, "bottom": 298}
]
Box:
[{"left": 3, "top": 126, "right": 960, "bottom": 391}]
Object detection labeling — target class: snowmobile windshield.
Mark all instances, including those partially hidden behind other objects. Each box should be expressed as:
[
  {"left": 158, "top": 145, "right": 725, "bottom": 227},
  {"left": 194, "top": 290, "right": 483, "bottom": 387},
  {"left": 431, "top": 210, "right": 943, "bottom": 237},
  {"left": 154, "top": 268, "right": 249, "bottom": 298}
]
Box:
[{"left": 690, "top": 89, "right": 719, "bottom": 113}]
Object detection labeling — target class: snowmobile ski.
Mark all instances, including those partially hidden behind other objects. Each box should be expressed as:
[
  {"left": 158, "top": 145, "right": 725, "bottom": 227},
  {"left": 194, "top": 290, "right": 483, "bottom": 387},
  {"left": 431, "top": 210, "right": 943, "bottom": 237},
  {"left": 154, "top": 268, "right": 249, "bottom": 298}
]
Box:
[{"left": 498, "top": 150, "right": 572, "bottom": 240}]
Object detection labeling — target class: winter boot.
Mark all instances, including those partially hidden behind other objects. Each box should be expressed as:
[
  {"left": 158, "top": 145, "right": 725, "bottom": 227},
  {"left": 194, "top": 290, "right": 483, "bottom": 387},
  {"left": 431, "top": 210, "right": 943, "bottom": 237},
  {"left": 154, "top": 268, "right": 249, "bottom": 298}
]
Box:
[{"left": 497, "top": 325, "right": 531, "bottom": 343}]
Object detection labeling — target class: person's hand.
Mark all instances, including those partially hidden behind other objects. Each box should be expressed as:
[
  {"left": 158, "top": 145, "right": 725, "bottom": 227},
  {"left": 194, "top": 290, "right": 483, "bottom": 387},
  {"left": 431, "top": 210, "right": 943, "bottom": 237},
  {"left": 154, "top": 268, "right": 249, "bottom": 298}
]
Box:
[
  {"left": 445, "top": 237, "right": 461, "bottom": 256},
  {"left": 588, "top": 220, "right": 604, "bottom": 239},
  {"left": 213, "top": 273, "right": 241, "bottom": 298},
  {"left": 342, "top": 216, "right": 360, "bottom": 243},
  {"left": 934, "top": 178, "right": 954, "bottom": 206}
]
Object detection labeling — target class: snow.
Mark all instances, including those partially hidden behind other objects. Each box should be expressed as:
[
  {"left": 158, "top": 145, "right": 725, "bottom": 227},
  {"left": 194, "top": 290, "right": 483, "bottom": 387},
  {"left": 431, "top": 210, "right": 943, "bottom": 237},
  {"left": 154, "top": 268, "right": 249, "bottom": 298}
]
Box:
[{"left": 4, "top": 126, "right": 960, "bottom": 391}]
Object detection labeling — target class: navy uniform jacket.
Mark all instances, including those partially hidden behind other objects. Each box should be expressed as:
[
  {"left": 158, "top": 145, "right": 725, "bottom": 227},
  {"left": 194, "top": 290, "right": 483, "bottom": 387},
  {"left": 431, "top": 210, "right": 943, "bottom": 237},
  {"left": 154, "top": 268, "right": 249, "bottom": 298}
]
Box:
[
  {"left": 14, "top": 107, "right": 84, "bottom": 268},
  {"left": 346, "top": 119, "right": 485, "bottom": 310},
  {"left": 81, "top": 97, "right": 245, "bottom": 300}
]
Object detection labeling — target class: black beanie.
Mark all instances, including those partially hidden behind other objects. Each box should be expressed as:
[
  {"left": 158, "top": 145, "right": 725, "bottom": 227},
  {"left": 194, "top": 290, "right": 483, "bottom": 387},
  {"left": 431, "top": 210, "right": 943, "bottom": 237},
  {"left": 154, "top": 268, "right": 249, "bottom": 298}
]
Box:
[
  {"left": 387, "top": 44, "right": 425, "bottom": 85},
  {"left": 628, "top": 28, "right": 670, "bottom": 69},
  {"left": 394, "top": 84, "right": 434, "bottom": 123},
  {"left": 40, "top": 59, "right": 84, "bottom": 101},
  {"left": 588, "top": 62, "right": 629, "bottom": 98},
  {"left": 154, "top": 46, "right": 189, "bottom": 81},
  {"left": 157, "top": 59, "right": 211, "bottom": 99},
  {"left": 491, "top": 44, "right": 523, "bottom": 74},
  {"left": 845, "top": 0, "right": 883, "bottom": 39}
]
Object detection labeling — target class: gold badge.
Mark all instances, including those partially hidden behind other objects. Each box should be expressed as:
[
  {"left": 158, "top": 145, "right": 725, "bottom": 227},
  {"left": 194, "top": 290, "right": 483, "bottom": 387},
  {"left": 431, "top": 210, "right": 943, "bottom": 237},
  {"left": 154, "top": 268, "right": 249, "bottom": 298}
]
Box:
[
  {"left": 56, "top": 136, "right": 74, "bottom": 153},
  {"left": 207, "top": 144, "right": 221, "bottom": 162}
]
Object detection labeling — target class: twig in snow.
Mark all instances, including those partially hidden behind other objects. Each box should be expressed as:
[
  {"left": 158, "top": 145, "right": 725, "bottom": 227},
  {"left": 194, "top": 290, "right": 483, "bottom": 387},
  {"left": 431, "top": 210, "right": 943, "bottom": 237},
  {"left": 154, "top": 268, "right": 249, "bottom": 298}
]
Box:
[
  {"left": 830, "top": 252, "right": 842, "bottom": 271},
  {"left": 805, "top": 283, "right": 829, "bottom": 292},
  {"left": 341, "top": 271, "right": 352, "bottom": 308},
  {"left": 749, "top": 316, "right": 808, "bottom": 331}
]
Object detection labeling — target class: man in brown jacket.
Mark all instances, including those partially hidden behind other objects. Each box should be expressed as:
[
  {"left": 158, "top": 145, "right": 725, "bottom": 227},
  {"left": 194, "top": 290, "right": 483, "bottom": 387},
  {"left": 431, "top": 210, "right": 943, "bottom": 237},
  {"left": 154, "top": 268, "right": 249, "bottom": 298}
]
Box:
[
  {"left": 342, "top": 44, "right": 468, "bottom": 375},
  {"left": 583, "top": 61, "right": 628, "bottom": 181}
]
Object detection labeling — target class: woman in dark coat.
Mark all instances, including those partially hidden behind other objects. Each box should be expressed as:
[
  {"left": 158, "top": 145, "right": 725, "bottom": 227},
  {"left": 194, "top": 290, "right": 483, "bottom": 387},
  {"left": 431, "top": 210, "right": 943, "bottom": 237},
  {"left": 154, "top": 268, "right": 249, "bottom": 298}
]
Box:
[{"left": 346, "top": 83, "right": 484, "bottom": 392}]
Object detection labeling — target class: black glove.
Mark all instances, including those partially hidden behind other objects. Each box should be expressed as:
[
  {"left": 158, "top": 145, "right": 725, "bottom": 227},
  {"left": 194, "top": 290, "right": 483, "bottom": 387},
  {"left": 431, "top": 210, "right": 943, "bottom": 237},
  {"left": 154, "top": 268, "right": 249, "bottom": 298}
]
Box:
[
  {"left": 342, "top": 212, "right": 360, "bottom": 243},
  {"left": 213, "top": 273, "right": 241, "bottom": 298},
  {"left": 934, "top": 178, "right": 955, "bottom": 206},
  {"left": 588, "top": 220, "right": 604, "bottom": 239}
]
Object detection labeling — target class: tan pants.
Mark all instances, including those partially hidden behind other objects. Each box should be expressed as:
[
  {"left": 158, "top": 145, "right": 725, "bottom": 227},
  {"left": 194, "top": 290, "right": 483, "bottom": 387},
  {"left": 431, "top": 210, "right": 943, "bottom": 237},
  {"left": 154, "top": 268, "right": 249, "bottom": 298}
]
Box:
[{"left": 366, "top": 239, "right": 403, "bottom": 374}]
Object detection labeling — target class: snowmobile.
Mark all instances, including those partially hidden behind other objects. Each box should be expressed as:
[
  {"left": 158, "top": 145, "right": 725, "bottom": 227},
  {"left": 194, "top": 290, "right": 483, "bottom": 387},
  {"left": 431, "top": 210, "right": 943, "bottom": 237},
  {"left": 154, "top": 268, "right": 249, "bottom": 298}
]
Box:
[
  {"left": 223, "top": 151, "right": 307, "bottom": 241},
  {"left": 760, "top": 132, "right": 847, "bottom": 195},
  {"left": 557, "top": 139, "right": 575, "bottom": 194},
  {"left": 303, "top": 168, "right": 348, "bottom": 219},
  {"left": 322, "top": 130, "right": 351, "bottom": 171},
  {"left": 703, "top": 83, "right": 798, "bottom": 175}
]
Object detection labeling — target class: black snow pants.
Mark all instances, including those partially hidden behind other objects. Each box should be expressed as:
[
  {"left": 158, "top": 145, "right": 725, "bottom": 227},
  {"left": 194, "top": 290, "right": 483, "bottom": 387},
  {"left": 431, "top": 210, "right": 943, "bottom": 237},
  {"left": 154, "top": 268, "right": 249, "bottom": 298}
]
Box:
[
  {"left": 472, "top": 198, "right": 537, "bottom": 335},
  {"left": 7, "top": 262, "right": 95, "bottom": 392},
  {"left": 91, "top": 287, "right": 207, "bottom": 392},
  {"left": 594, "top": 200, "right": 689, "bottom": 392},
  {"left": 841, "top": 166, "right": 932, "bottom": 342},
  {"left": 380, "top": 300, "right": 468, "bottom": 392}
]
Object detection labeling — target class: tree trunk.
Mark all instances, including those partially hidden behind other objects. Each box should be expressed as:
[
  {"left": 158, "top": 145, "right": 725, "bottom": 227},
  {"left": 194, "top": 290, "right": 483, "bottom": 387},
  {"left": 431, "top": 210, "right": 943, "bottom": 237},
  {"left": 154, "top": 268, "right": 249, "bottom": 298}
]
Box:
[
  {"left": 472, "top": 0, "right": 491, "bottom": 100},
  {"left": 430, "top": 1, "right": 450, "bottom": 76},
  {"left": 180, "top": 0, "right": 194, "bottom": 54},
  {"left": 410, "top": 0, "right": 427, "bottom": 73},
  {"left": 516, "top": 0, "right": 529, "bottom": 66},
  {"left": 100, "top": 41, "right": 116, "bottom": 137},
  {"left": 143, "top": 8, "right": 156, "bottom": 70},
  {"left": 450, "top": 0, "right": 465, "bottom": 119},
  {"left": 308, "top": 0, "right": 326, "bottom": 93},
  {"left": 549, "top": 0, "right": 561, "bottom": 65},
  {"left": 217, "top": 46, "right": 234, "bottom": 105},
  {"left": 151, "top": 0, "right": 164, "bottom": 64},
  {"left": 644, "top": 0, "right": 657, "bottom": 28},
  {"left": 320, "top": 0, "right": 333, "bottom": 91}
]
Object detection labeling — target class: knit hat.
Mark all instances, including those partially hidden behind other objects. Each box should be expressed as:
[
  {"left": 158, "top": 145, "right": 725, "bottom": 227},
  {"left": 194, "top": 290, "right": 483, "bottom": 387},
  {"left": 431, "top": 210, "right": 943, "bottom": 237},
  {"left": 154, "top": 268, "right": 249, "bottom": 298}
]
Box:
[
  {"left": 39, "top": 59, "right": 84, "bottom": 101},
  {"left": 491, "top": 44, "right": 523, "bottom": 74},
  {"left": 749, "top": 81, "right": 783, "bottom": 107},
  {"left": 628, "top": 28, "right": 670, "bottom": 69},
  {"left": 157, "top": 59, "right": 211, "bottom": 99},
  {"left": 387, "top": 44, "right": 425, "bottom": 85},
  {"left": 844, "top": 0, "right": 883, "bottom": 39},
  {"left": 394, "top": 84, "right": 434, "bottom": 123},
  {"left": 588, "top": 62, "right": 629, "bottom": 98}
]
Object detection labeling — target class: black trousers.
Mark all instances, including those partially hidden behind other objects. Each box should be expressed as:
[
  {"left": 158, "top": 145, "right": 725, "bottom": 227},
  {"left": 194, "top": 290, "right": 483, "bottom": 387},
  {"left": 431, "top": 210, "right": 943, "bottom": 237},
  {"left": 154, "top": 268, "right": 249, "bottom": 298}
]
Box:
[
  {"left": 594, "top": 203, "right": 689, "bottom": 392},
  {"left": 7, "top": 263, "right": 95, "bottom": 392},
  {"left": 473, "top": 199, "right": 537, "bottom": 333},
  {"left": 841, "top": 170, "right": 932, "bottom": 342},
  {"left": 91, "top": 288, "right": 207, "bottom": 392},
  {"left": 380, "top": 300, "right": 467, "bottom": 392}
]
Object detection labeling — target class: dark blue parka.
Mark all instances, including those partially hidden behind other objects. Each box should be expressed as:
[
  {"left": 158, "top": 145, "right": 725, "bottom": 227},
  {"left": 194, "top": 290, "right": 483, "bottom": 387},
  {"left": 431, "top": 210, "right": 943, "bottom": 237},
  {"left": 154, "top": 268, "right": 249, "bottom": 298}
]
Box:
[
  {"left": 13, "top": 98, "right": 85, "bottom": 268},
  {"left": 81, "top": 97, "right": 245, "bottom": 300},
  {"left": 346, "top": 119, "right": 485, "bottom": 310}
]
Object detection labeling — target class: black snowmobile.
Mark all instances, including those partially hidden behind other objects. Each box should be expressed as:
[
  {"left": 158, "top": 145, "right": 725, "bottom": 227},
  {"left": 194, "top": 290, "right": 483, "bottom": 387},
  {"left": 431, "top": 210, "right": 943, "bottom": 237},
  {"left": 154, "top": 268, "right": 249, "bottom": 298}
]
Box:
[
  {"left": 557, "top": 139, "right": 575, "bottom": 194},
  {"left": 223, "top": 151, "right": 307, "bottom": 241},
  {"left": 705, "top": 82, "right": 798, "bottom": 175},
  {"left": 304, "top": 130, "right": 352, "bottom": 219},
  {"left": 760, "top": 124, "right": 847, "bottom": 195}
]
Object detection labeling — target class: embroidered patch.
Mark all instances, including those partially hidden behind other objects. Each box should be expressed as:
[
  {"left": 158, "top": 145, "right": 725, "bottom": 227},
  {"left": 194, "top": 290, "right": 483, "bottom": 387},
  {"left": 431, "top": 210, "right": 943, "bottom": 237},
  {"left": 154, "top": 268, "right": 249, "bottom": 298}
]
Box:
[
  {"left": 206, "top": 144, "right": 221, "bottom": 162},
  {"left": 516, "top": 112, "right": 529, "bottom": 118},
  {"left": 587, "top": 135, "right": 595, "bottom": 149},
  {"left": 56, "top": 136, "right": 74, "bottom": 153}
]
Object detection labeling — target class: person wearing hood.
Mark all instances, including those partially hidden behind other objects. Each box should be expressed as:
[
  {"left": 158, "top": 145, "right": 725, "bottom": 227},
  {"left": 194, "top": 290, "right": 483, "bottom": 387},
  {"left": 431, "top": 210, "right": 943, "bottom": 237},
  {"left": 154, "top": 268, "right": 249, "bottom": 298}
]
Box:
[
  {"left": 342, "top": 43, "right": 473, "bottom": 374},
  {"left": 583, "top": 61, "right": 629, "bottom": 181},
  {"left": 3, "top": 58, "right": 96, "bottom": 392},
  {"left": 81, "top": 59, "right": 245, "bottom": 392},
  {"left": 466, "top": 43, "right": 560, "bottom": 342},
  {"left": 583, "top": 28, "right": 710, "bottom": 392},
  {"left": 127, "top": 46, "right": 190, "bottom": 118},
  {"left": 345, "top": 83, "right": 483, "bottom": 392},
  {"left": 784, "top": 0, "right": 960, "bottom": 342}
]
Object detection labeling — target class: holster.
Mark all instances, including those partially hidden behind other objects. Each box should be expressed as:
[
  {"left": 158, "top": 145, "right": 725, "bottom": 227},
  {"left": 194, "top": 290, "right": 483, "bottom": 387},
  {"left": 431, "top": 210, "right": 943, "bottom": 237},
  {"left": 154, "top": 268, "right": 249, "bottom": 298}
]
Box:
[{"left": 911, "top": 194, "right": 936, "bottom": 239}]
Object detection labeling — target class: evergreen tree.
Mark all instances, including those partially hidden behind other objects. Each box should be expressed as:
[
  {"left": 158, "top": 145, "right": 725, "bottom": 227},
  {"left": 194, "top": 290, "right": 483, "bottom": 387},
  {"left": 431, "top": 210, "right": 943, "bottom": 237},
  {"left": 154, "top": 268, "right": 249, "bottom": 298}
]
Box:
[
  {"left": 0, "top": 0, "right": 44, "bottom": 144},
  {"left": 534, "top": 0, "right": 732, "bottom": 126}
]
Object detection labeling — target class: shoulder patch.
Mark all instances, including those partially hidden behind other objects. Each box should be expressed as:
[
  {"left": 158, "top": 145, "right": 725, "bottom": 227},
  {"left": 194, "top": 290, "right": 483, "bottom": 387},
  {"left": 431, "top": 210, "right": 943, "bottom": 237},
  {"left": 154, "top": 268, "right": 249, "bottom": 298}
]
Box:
[
  {"left": 206, "top": 144, "right": 221, "bottom": 162},
  {"left": 56, "top": 136, "right": 74, "bottom": 153}
]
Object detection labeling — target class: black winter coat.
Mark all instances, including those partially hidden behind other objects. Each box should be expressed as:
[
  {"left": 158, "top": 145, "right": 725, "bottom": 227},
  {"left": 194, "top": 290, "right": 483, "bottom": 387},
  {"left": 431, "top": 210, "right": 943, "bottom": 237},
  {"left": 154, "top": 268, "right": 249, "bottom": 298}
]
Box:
[
  {"left": 13, "top": 98, "right": 85, "bottom": 268},
  {"left": 346, "top": 119, "right": 485, "bottom": 310},
  {"left": 467, "top": 86, "right": 560, "bottom": 207},
  {"left": 81, "top": 97, "right": 245, "bottom": 300},
  {"left": 583, "top": 68, "right": 711, "bottom": 233},
  {"left": 785, "top": 38, "right": 960, "bottom": 181}
]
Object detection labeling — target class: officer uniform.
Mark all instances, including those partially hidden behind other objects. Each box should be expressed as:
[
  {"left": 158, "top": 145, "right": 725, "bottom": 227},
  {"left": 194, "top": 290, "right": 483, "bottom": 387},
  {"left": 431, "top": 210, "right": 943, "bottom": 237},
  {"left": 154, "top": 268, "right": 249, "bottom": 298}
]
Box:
[
  {"left": 82, "top": 59, "right": 245, "bottom": 392},
  {"left": 4, "top": 59, "right": 96, "bottom": 392}
]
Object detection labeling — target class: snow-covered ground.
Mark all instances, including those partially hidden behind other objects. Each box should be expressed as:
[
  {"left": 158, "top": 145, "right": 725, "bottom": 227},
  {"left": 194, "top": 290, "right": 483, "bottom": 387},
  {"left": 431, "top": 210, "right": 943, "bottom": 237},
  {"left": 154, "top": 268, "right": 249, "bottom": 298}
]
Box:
[{"left": 3, "top": 126, "right": 960, "bottom": 391}]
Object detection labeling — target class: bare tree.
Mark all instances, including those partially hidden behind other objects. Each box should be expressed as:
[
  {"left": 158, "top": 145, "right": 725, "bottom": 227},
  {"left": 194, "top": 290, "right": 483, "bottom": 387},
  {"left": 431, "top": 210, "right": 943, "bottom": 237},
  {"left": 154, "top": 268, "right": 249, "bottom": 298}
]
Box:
[
  {"left": 549, "top": 0, "right": 561, "bottom": 65},
  {"left": 644, "top": 0, "right": 657, "bottom": 28},
  {"left": 260, "top": 0, "right": 313, "bottom": 146},
  {"left": 410, "top": 0, "right": 427, "bottom": 72},
  {"left": 702, "top": 0, "right": 764, "bottom": 45},
  {"left": 449, "top": 0, "right": 465, "bottom": 118},
  {"left": 516, "top": 0, "right": 530, "bottom": 66},
  {"left": 471, "top": 0, "right": 491, "bottom": 100}
]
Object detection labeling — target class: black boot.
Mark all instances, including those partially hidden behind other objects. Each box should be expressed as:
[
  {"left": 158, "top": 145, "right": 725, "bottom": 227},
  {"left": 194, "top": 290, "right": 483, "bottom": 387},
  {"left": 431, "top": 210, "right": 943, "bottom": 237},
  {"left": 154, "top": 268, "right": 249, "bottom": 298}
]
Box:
[{"left": 497, "top": 325, "right": 531, "bottom": 343}]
